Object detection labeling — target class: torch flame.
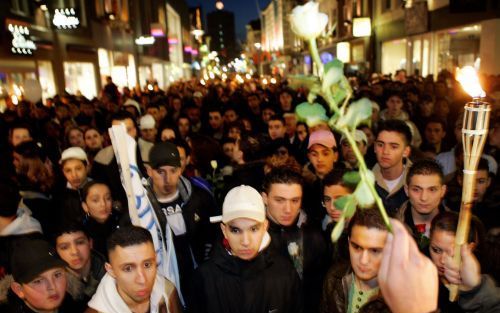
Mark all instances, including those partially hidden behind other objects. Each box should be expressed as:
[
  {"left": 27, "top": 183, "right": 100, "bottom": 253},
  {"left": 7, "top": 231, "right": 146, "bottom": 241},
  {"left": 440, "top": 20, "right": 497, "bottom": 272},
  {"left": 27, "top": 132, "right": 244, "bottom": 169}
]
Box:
[{"left": 456, "top": 66, "right": 485, "bottom": 99}]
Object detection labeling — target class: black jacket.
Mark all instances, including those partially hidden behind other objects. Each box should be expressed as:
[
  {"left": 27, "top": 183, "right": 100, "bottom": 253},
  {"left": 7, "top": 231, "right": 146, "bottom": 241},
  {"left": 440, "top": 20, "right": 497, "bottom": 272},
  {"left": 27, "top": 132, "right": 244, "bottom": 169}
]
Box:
[
  {"left": 320, "top": 263, "right": 390, "bottom": 313},
  {"left": 19, "top": 189, "right": 55, "bottom": 236},
  {"left": 192, "top": 241, "right": 303, "bottom": 313},
  {"left": 267, "top": 217, "right": 329, "bottom": 313},
  {"left": 56, "top": 183, "right": 88, "bottom": 226},
  {"left": 82, "top": 210, "right": 126, "bottom": 257},
  {"left": 147, "top": 176, "right": 220, "bottom": 309}
]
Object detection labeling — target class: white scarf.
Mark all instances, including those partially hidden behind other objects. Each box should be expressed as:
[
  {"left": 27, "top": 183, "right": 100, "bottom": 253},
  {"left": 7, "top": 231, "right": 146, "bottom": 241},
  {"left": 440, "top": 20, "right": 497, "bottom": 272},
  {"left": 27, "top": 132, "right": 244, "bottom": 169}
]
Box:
[{"left": 87, "top": 273, "right": 169, "bottom": 313}]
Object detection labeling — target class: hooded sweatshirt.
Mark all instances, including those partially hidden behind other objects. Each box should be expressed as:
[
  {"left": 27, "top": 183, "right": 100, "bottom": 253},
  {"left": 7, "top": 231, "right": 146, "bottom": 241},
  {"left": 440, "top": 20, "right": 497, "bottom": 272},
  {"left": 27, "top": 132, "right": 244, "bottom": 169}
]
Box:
[
  {"left": 0, "top": 205, "right": 42, "bottom": 236},
  {"left": 87, "top": 273, "right": 180, "bottom": 313}
]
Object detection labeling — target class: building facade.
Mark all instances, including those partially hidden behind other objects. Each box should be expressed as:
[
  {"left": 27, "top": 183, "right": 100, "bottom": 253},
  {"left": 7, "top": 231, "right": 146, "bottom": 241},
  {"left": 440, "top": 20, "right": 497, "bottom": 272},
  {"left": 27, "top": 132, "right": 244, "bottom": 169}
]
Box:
[
  {"left": 206, "top": 9, "right": 238, "bottom": 61},
  {"left": 260, "top": 0, "right": 302, "bottom": 75},
  {"left": 0, "top": 0, "right": 192, "bottom": 104},
  {"left": 373, "top": 0, "right": 500, "bottom": 77}
]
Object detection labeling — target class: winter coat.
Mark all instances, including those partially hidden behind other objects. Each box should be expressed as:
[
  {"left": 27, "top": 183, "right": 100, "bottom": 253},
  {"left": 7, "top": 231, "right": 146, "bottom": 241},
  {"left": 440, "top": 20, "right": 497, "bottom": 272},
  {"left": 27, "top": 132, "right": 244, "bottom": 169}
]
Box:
[
  {"left": 192, "top": 241, "right": 303, "bottom": 313},
  {"left": 66, "top": 250, "right": 107, "bottom": 312},
  {"left": 459, "top": 275, "right": 500, "bottom": 313},
  {"left": 372, "top": 160, "right": 412, "bottom": 217},
  {"left": 57, "top": 180, "right": 91, "bottom": 226},
  {"left": 146, "top": 175, "right": 220, "bottom": 308},
  {"left": 395, "top": 200, "right": 450, "bottom": 251},
  {"left": 267, "top": 216, "right": 329, "bottom": 313},
  {"left": 82, "top": 210, "right": 125, "bottom": 257},
  {"left": 19, "top": 189, "right": 54, "bottom": 235},
  {"left": 320, "top": 263, "right": 390, "bottom": 313}
]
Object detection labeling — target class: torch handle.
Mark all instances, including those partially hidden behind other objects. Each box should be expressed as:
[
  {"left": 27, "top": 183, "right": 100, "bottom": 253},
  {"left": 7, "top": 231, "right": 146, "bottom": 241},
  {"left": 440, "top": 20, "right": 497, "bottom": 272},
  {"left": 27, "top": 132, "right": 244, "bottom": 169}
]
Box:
[{"left": 449, "top": 173, "right": 475, "bottom": 301}]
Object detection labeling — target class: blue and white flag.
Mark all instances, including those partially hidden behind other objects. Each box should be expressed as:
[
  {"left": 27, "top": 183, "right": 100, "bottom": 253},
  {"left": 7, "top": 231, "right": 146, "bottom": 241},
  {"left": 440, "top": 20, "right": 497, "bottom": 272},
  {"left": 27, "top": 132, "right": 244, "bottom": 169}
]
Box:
[{"left": 109, "top": 124, "right": 183, "bottom": 305}]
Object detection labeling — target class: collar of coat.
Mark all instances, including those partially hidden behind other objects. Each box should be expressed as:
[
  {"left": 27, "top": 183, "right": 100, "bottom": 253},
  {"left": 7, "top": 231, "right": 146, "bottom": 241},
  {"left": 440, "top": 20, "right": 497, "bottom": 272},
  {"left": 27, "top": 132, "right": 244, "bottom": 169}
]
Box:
[{"left": 372, "top": 159, "right": 412, "bottom": 197}]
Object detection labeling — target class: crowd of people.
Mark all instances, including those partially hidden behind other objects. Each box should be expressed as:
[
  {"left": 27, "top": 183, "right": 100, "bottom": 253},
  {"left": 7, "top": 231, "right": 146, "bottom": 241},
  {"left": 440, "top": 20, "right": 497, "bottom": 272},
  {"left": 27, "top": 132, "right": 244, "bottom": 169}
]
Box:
[{"left": 0, "top": 69, "right": 499, "bottom": 313}]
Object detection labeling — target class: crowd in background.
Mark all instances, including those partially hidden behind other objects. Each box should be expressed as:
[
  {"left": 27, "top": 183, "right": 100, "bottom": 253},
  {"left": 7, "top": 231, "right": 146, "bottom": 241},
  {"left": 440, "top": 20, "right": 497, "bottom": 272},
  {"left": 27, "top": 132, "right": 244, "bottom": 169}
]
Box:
[{"left": 0, "top": 68, "right": 500, "bottom": 313}]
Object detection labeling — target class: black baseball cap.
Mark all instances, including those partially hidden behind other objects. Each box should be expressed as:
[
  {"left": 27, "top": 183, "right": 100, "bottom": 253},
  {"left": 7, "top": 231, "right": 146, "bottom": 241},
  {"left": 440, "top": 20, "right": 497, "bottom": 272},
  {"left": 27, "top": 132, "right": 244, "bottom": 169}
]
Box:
[
  {"left": 149, "top": 142, "right": 181, "bottom": 169},
  {"left": 11, "top": 238, "right": 67, "bottom": 284}
]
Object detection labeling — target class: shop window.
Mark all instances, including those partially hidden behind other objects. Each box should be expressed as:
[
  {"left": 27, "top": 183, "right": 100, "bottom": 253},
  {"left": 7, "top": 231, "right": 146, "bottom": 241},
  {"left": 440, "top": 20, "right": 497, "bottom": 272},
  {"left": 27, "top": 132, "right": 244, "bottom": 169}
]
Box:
[
  {"left": 37, "top": 61, "right": 56, "bottom": 101},
  {"left": 64, "top": 62, "right": 97, "bottom": 100},
  {"left": 95, "top": 0, "right": 128, "bottom": 21},
  {"left": 383, "top": 0, "right": 391, "bottom": 12},
  {"left": 167, "top": 4, "right": 183, "bottom": 67},
  {"left": 436, "top": 25, "right": 481, "bottom": 74},
  {"left": 382, "top": 39, "right": 407, "bottom": 76},
  {"left": 10, "top": 0, "right": 31, "bottom": 16}
]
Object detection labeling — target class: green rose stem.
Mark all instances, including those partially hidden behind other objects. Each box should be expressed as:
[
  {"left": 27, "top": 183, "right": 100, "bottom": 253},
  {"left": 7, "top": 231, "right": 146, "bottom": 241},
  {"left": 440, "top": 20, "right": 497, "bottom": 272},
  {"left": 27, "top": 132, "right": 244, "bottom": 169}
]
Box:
[
  {"left": 309, "top": 39, "right": 324, "bottom": 78},
  {"left": 340, "top": 129, "right": 393, "bottom": 233},
  {"left": 307, "top": 37, "right": 393, "bottom": 233}
]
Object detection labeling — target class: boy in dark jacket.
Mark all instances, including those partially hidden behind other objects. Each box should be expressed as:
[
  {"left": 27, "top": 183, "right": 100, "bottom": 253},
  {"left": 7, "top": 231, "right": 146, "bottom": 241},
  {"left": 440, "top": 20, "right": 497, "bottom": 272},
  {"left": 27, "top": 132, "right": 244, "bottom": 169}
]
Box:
[
  {"left": 320, "top": 209, "right": 390, "bottom": 313},
  {"left": 193, "top": 185, "right": 303, "bottom": 313}
]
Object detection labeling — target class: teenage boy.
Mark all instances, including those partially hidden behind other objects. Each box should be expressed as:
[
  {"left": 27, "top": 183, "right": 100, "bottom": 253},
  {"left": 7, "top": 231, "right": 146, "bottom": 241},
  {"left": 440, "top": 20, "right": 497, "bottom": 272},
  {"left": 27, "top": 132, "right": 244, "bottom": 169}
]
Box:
[
  {"left": 58, "top": 147, "right": 92, "bottom": 224},
  {"left": 9, "top": 123, "right": 33, "bottom": 147},
  {"left": 262, "top": 168, "right": 328, "bottom": 313},
  {"left": 423, "top": 116, "right": 448, "bottom": 154},
  {"left": 5, "top": 238, "right": 75, "bottom": 312},
  {"left": 193, "top": 185, "right": 303, "bottom": 313},
  {"left": 139, "top": 114, "right": 158, "bottom": 144},
  {"left": 452, "top": 158, "right": 499, "bottom": 232},
  {"left": 322, "top": 169, "right": 354, "bottom": 264},
  {"left": 86, "top": 226, "right": 182, "bottom": 313},
  {"left": 320, "top": 209, "right": 389, "bottom": 313},
  {"left": 268, "top": 115, "right": 287, "bottom": 141},
  {"left": 373, "top": 119, "right": 413, "bottom": 216},
  {"left": 395, "top": 159, "right": 448, "bottom": 250},
  {"left": 303, "top": 129, "right": 340, "bottom": 225},
  {"left": 54, "top": 223, "right": 106, "bottom": 311}
]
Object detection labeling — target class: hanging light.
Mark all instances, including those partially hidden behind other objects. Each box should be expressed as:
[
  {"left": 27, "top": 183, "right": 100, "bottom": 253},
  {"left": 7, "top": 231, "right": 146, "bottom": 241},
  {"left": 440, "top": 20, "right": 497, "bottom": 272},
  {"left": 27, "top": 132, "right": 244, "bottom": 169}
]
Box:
[{"left": 215, "top": 1, "right": 224, "bottom": 10}]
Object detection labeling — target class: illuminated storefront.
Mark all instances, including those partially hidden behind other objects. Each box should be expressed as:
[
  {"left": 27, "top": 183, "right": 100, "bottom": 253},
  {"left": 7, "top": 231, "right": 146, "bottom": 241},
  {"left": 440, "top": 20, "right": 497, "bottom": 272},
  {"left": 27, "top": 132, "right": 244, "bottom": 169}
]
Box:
[
  {"left": 64, "top": 62, "right": 97, "bottom": 99},
  {"left": 98, "top": 48, "right": 137, "bottom": 90},
  {"left": 381, "top": 24, "right": 481, "bottom": 77},
  {"left": 0, "top": 20, "right": 57, "bottom": 102}
]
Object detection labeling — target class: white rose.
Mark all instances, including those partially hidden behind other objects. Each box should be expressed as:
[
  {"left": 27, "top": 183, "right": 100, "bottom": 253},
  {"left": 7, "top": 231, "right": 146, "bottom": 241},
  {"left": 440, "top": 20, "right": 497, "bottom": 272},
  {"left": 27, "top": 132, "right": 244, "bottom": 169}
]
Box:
[
  {"left": 353, "top": 170, "right": 376, "bottom": 208},
  {"left": 288, "top": 242, "right": 299, "bottom": 256},
  {"left": 210, "top": 160, "right": 218, "bottom": 170},
  {"left": 289, "top": 1, "right": 328, "bottom": 40}
]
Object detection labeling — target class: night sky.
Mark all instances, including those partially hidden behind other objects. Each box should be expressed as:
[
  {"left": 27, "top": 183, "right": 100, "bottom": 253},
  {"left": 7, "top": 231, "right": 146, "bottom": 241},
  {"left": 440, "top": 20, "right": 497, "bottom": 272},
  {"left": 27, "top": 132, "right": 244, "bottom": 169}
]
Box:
[{"left": 186, "top": 0, "right": 271, "bottom": 42}]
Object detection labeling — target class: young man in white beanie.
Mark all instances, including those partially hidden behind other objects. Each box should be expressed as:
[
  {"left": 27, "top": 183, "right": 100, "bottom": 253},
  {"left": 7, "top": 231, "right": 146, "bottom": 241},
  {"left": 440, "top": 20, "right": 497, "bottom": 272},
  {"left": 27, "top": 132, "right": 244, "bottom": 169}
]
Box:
[
  {"left": 57, "top": 147, "right": 92, "bottom": 225},
  {"left": 192, "top": 185, "right": 303, "bottom": 313}
]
